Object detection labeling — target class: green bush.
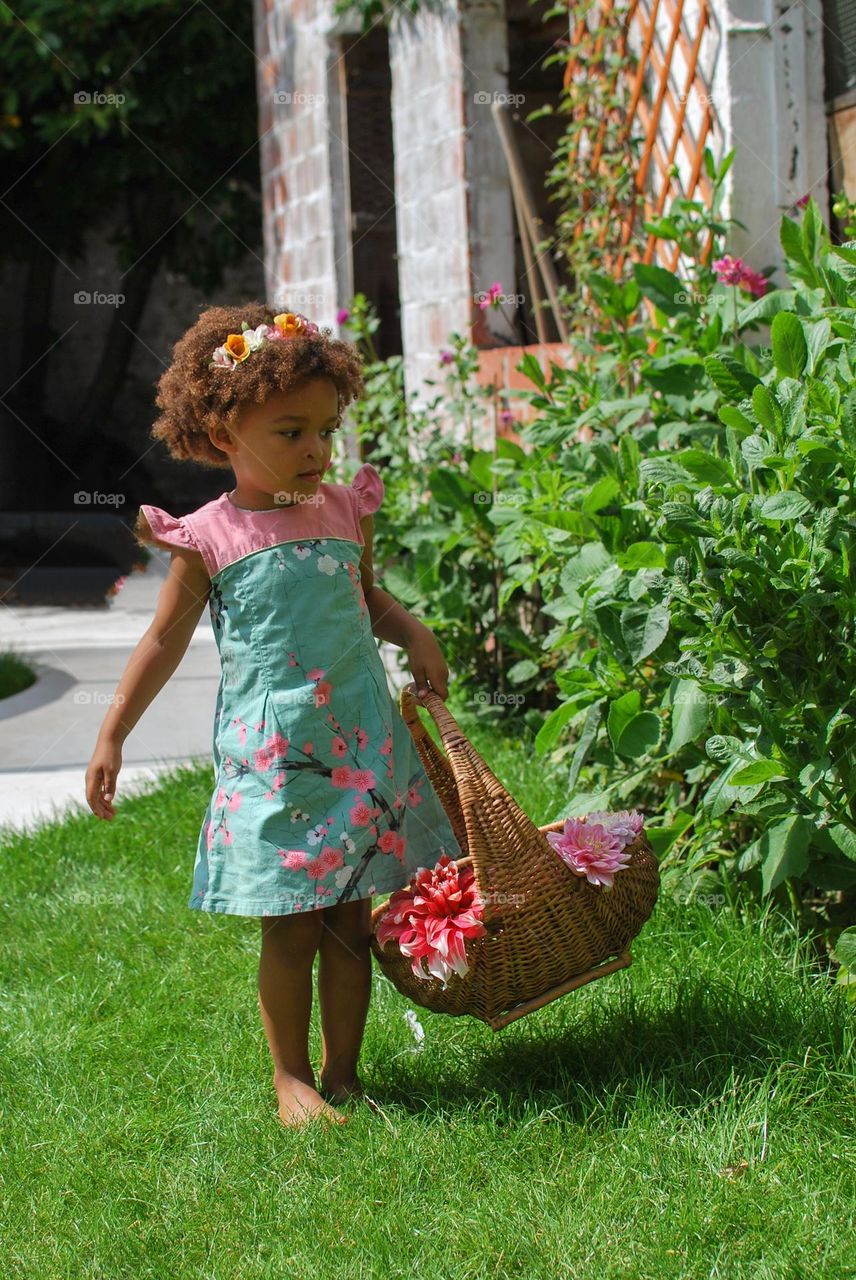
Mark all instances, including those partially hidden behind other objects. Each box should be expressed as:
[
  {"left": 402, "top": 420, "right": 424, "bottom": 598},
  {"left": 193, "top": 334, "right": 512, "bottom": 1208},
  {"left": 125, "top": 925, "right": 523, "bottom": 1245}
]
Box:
[
  {"left": 496, "top": 185, "right": 855, "bottom": 923},
  {"left": 340, "top": 156, "right": 855, "bottom": 959}
]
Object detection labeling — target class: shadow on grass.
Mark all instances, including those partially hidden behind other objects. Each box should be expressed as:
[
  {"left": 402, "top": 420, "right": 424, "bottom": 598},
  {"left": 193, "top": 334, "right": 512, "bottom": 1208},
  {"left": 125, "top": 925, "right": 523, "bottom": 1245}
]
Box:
[{"left": 361, "top": 966, "right": 846, "bottom": 1127}]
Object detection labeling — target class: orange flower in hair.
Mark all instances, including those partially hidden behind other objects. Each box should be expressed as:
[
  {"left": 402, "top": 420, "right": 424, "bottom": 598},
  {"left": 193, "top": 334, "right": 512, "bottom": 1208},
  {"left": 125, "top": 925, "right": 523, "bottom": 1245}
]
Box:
[{"left": 209, "top": 312, "right": 325, "bottom": 370}]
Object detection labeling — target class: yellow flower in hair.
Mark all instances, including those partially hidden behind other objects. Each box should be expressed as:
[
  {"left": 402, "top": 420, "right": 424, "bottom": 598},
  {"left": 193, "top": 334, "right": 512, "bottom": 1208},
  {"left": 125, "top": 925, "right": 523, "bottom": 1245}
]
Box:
[
  {"left": 272, "top": 312, "right": 305, "bottom": 335},
  {"left": 224, "top": 333, "right": 250, "bottom": 362}
]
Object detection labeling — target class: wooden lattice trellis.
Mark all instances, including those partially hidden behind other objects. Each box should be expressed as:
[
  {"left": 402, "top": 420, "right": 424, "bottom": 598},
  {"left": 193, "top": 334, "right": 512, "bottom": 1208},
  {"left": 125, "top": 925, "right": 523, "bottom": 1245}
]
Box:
[{"left": 564, "top": 0, "right": 722, "bottom": 275}]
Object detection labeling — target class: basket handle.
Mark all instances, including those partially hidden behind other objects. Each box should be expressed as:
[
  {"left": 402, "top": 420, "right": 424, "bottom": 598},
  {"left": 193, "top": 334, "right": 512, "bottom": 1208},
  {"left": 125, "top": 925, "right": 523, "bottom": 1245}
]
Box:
[{"left": 399, "top": 681, "right": 549, "bottom": 912}]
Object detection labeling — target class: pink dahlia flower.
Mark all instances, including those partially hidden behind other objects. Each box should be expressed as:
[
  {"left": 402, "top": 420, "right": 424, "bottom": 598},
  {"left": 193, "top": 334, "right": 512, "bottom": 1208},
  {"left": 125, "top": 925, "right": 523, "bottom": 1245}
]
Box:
[
  {"left": 546, "top": 810, "right": 642, "bottom": 888},
  {"left": 375, "top": 853, "right": 487, "bottom": 984}
]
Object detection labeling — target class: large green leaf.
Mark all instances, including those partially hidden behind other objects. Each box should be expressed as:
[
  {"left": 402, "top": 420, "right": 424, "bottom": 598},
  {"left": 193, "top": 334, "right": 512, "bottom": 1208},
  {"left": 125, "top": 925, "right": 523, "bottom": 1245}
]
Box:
[
  {"left": 615, "top": 541, "right": 666, "bottom": 570},
  {"left": 755, "top": 491, "right": 812, "bottom": 521},
  {"left": 607, "top": 691, "right": 641, "bottom": 749},
  {"left": 731, "top": 758, "right": 791, "bottom": 785},
  {"left": 668, "top": 680, "right": 709, "bottom": 752},
  {"left": 567, "top": 699, "right": 604, "bottom": 790},
  {"left": 620, "top": 602, "right": 671, "bottom": 664},
  {"left": 632, "top": 263, "right": 692, "bottom": 315},
  {"left": 615, "top": 711, "right": 661, "bottom": 759},
  {"left": 771, "top": 311, "right": 808, "bottom": 377},
  {"left": 757, "top": 816, "right": 813, "bottom": 894}
]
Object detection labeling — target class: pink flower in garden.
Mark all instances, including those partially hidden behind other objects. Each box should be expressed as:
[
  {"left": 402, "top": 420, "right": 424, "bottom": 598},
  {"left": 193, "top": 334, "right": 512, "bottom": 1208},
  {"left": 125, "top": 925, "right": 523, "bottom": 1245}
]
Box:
[
  {"left": 478, "top": 281, "right": 504, "bottom": 310},
  {"left": 545, "top": 815, "right": 637, "bottom": 888},
  {"left": 336, "top": 307, "right": 350, "bottom": 325},
  {"left": 499, "top": 410, "right": 516, "bottom": 429},
  {"left": 376, "top": 853, "right": 487, "bottom": 984},
  {"left": 712, "top": 254, "right": 745, "bottom": 286},
  {"left": 712, "top": 255, "right": 768, "bottom": 296},
  {"left": 440, "top": 350, "right": 454, "bottom": 365},
  {"left": 738, "top": 266, "right": 769, "bottom": 297}
]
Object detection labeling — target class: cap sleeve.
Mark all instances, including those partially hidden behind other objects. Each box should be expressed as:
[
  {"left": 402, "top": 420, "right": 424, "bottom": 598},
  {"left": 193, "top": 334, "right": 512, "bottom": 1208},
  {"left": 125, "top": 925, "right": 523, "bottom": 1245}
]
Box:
[
  {"left": 351, "top": 462, "right": 384, "bottom": 518},
  {"left": 138, "top": 504, "right": 199, "bottom": 553}
]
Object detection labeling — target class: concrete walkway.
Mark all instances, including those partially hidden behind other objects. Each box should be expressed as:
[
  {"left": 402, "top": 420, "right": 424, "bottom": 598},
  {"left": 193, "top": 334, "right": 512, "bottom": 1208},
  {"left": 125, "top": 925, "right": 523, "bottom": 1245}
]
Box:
[{"left": 0, "top": 548, "right": 408, "bottom": 838}]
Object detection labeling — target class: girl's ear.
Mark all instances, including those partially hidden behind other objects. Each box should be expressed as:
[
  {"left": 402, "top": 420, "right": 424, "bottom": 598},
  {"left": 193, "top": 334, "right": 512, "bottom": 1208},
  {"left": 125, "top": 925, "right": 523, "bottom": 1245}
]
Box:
[{"left": 208, "top": 423, "right": 235, "bottom": 458}]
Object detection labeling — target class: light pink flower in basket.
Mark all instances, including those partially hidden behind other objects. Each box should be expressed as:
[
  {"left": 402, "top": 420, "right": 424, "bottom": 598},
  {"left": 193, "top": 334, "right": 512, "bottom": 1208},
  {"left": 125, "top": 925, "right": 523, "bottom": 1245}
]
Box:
[
  {"left": 375, "top": 853, "right": 487, "bottom": 985},
  {"left": 546, "top": 810, "right": 643, "bottom": 889}
]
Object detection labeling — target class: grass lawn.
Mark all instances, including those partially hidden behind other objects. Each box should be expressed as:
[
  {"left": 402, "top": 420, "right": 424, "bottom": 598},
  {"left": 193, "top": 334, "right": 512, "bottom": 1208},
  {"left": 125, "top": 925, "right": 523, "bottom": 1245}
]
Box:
[{"left": 0, "top": 704, "right": 853, "bottom": 1278}]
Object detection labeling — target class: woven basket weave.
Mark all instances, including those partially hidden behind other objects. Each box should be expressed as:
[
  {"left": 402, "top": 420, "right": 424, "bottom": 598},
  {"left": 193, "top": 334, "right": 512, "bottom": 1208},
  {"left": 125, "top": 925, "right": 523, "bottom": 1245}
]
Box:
[{"left": 370, "top": 683, "right": 660, "bottom": 1031}]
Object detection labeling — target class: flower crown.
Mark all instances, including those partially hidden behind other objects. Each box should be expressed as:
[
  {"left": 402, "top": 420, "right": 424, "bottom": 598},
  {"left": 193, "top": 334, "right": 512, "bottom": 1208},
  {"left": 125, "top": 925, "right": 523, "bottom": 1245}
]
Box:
[{"left": 208, "top": 312, "right": 330, "bottom": 371}]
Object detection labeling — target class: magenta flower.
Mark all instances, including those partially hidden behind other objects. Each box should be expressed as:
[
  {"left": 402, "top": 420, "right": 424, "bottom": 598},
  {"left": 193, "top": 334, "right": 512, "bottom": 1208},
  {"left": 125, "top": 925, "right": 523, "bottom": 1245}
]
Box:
[
  {"left": 478, "top": 281, "right": 504, "bottom": 311},
  {"left": 546, "top": 812, "right": 641, "bottom": 888},
  {"left": 375, "top": 853, "right": 487, "bottom": 984},
  {"left": 440, "top": 350, "right": 454, "bottom": 365},
  {"left": 712, "top": 254, "right": 768, "bottom": 297},
  {"left": 336, "top": 307, "right": 350, "bottom": 325}
]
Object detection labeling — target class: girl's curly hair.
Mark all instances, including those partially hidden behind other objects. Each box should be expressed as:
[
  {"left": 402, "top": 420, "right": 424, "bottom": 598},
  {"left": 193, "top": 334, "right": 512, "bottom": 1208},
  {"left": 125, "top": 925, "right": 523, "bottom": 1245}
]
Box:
[{"left": 150, "top": 301, "right": 365, "bottom": 470}]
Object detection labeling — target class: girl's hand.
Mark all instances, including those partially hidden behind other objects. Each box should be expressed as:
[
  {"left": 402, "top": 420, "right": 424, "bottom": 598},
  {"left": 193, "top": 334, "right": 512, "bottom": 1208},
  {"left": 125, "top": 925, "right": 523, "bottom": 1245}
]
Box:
[
  {"left": 405, "top": 624, "right": 450, "bottom": 701},
  {"left": 85, "top": 738, "right": 123, "bottom": 820}
]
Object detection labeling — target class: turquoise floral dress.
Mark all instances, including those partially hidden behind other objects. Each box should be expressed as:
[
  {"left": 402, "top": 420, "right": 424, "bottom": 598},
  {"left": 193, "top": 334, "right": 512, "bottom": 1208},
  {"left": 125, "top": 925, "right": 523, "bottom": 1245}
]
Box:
[{"left": 140, "top": 463, "right": 462, "bottom": 917}]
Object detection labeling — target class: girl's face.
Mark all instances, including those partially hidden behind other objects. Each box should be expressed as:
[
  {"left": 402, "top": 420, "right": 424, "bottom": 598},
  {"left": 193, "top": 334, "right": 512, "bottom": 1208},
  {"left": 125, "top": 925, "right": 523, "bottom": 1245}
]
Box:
[{"left": 209, "top": 377, "right": 340, "bottom": 502}]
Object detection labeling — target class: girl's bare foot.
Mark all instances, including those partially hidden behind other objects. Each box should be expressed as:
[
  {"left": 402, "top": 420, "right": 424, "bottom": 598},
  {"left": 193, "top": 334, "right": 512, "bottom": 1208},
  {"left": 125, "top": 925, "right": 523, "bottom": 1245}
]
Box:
[
  {"left": 274, "top": 1071, "right": 348, "bottom": 1127},
  {"left": 319, "top": 1073, "right": 365, "bottom": 1105}
]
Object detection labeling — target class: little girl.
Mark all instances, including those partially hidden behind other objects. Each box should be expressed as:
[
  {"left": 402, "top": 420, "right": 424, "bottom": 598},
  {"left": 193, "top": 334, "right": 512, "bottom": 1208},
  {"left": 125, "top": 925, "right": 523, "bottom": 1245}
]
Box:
[{"left": 85, "top": 303, "right": 463, "bottom": 1128}]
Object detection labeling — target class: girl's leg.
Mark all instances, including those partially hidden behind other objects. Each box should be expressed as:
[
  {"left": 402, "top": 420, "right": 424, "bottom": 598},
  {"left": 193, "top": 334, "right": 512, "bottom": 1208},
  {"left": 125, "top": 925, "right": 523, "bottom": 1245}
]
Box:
[
  {"left": 258, "top": 912, "right": 347, "bottom": 1126},
  {"left": 317, "top": 897, "right": 373, "bottom": 1100}
]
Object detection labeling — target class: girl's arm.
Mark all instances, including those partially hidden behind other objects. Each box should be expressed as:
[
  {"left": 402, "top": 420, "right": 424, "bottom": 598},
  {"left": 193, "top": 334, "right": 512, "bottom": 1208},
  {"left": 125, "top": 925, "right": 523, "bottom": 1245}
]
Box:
[
  {"left": 358, "top": 513, "right": 450, "bottom": 699},
  {"left": 85, "top": 547, "right": 211, "bottom": 819}
]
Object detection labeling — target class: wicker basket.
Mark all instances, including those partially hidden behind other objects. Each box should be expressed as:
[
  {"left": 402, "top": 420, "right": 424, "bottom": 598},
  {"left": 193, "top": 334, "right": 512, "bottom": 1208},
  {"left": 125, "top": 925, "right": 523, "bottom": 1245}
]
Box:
[{"left": 370, "top": 683, "right": 660, "bottom": 1031}]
